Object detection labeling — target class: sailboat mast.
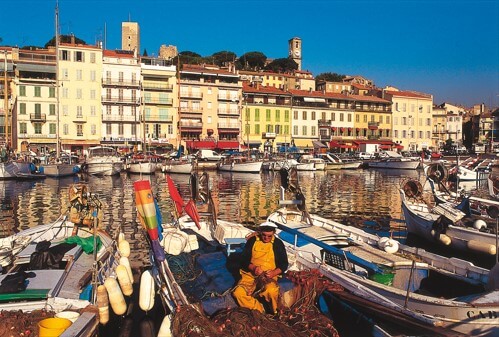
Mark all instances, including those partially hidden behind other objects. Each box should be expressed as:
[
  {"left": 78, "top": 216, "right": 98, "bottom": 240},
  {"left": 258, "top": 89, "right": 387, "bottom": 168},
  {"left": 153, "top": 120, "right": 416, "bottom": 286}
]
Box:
[
  {"left": 55, "top": 0, "right": 60, "bottom": 158},
  {"left": 3, "top": 51, "right": 7, "bottom": 150}
]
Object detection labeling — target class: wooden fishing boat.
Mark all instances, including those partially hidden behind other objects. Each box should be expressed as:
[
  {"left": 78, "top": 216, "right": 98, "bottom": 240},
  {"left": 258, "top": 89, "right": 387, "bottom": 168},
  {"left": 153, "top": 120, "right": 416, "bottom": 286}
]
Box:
[
  {"left": 266, "top": 171, "right": 498, "bottom": 336},
  {"left": 133, "top": 174, "right": 392, "bottom": 337},
  {"left": 368, "top": 151, "right": 420, "bottom": 170},
  {"left": 0, "top": 183, "right": 129, "bottom": 337}
]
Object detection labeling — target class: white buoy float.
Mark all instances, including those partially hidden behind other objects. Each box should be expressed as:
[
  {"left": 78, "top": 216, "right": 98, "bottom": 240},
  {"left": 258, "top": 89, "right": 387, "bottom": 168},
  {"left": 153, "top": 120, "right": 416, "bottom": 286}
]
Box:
[
  {"left": 468, "top": 239, "right": 496, "bottom": 255},
  {"left": 116, "top": 264, "right": 133, "bottom": 296},
  {"left": 119, "top": 239, "right": 131, "bottom": 257},
  {"left": 473, "top": 219, "right": 487, "bottom": 230},
  {"left": 430, "top": 230, "right": 452, "bottom": 246},
  {"left": 119, "top": 256, "right": 133, "bottom": 282},
  {"left": 96, "top": 284, "right": 110, "bottom": 325},
  {"left": 139, "top": 270, "right": 155, "bottom": 312},
  {"left": 378, "top": 237, "right": 390, "bottom": 249},
  {"left": 104, "top": 277, "right": 127, "bottom": 315},
  {"left": 383, "top": 239, "right": 399, "bottom": 254},
  {"left": 157, "top": 316, "right": 173, "bottom": 337}
]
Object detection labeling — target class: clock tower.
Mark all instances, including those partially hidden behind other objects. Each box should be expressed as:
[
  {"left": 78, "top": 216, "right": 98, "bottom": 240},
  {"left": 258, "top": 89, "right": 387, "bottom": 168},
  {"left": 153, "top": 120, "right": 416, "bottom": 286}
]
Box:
[{"left": 288, "top": 37, "right": 302, "bottom": 70}]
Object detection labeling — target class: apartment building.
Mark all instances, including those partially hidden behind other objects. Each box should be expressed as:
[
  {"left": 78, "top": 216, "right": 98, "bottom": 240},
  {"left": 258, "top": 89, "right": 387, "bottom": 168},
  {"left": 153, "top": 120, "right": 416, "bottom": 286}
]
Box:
[
  {"left": 180, "top": 64, "right": 242, "bottom": 152},
  {"left": 242, "top": 83, "right": 292, "bottom": 151},
  {"left": 58, "top": 41, "right": 103, "bottom": 155},
  {"left": 383, "top": 88, "right": 433, "bottom": 151},
  {"left": 432, "top": 105, "right": 447, "bottom": 149},
  {"left": 13, "top": 48, "right": 58, "bottom": 154},
  {"left": 140, "top": 57, "right": 177, "bottom": 151},
  {"left": 0, "top": 48, "right": 15, "bottom": 150},
  {"left": 101, "top": 49, "right": 141, "bottom": 151},
  {"left": 351, "top": 94, "right": 392, "bottom": 141}
]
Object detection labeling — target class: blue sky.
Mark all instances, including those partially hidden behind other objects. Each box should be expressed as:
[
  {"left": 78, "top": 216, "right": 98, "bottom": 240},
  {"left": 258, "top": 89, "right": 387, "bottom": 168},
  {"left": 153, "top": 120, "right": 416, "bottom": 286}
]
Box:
[{"left": 1, "top": 0, "right": 498, "bottom": 108}]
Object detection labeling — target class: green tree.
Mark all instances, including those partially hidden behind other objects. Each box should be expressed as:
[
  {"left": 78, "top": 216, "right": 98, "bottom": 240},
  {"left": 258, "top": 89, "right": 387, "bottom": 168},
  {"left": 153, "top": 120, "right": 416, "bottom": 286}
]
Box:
[
  {"left": 264, "top": 58, "right": 298, "bottom": 73},
  {"left": 316, "top": 72, "right": 346, "bottom": 82},
  {"left": 44, "top": 35, "right": 87, "bottom": 48},
  {"left": 236, "top": 51, "right": 267, "bottom": 70},
  {"left": 211, "top": 51, "right": 237, "bottom": 67}
]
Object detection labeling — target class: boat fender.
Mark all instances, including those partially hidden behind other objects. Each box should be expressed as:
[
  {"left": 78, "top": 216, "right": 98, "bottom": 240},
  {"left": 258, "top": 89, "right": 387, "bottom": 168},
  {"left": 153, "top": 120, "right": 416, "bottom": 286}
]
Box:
[
  {"left": 119, "top": 256, "right": 133, "bottom": 282},
  {"left": 96, "top": 284, "right": 110, "bottom": 325},
  {"left": 378, "top": 237, "right": 390, "bottom": 248},
  {"left": 157, "top": 316, "right": 173, "bottom": 337},
  {"left": 161, "top": 230, "right": 188, "bottom": 255},
  {"left": 383, "top": 239, "right": 399, "bottom": 254},
  {"left": 119, "top": 239, "right": 131, "bottom": 257},
  {"left": 139, "top": 270, "right": 155, "bottom": 312},
  {"left": 72, "top": 165, "right": 80, "bottom": 173},
  {"left": 473, "top": 219, "right": 487, "bottom": 230},
  {"left": 104, "top": 277, "right": 127, "bottom": 315},
  {"left": 116, "top": 265, "right": 133, "bottom": 296},
  {"left": 118, "top": 232, "right": 126, "bottom": 243},
  {"left": 468, "top": 240, "right": 496, "bottom": 255},
  {"left": 29, "top": 162, "right": 36, "bottom": 173}
]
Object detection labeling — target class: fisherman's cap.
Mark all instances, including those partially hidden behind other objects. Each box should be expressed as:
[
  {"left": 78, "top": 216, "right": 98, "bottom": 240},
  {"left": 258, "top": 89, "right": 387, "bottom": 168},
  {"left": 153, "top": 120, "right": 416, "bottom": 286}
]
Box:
[{"left": 259, "top": 221, "right": 277, "bottom": 229}]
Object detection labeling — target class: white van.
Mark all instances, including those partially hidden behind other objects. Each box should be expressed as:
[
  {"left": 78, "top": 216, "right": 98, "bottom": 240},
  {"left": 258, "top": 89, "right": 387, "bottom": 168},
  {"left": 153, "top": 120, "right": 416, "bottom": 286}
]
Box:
[{"left": 196, "top": 150, "right": 224, "bottom": 161}]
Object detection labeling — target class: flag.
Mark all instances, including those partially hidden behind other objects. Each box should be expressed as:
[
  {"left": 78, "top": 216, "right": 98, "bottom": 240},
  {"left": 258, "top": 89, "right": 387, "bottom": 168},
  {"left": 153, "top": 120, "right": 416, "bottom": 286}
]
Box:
[
  {"left": 184, "top": 199, "right": 201, "bottom": 230},
  {"left": 134, "top": 180, "right": 159, "bottom": 240},
  {"left": 167, "top": 175, "right": 184, "bottom": 216}
]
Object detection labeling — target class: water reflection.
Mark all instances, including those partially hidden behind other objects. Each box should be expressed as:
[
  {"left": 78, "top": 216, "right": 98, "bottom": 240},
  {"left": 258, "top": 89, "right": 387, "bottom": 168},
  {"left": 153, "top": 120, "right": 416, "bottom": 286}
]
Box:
[{"left": 0, "top": 169, "right": 489, "bottom": 267}]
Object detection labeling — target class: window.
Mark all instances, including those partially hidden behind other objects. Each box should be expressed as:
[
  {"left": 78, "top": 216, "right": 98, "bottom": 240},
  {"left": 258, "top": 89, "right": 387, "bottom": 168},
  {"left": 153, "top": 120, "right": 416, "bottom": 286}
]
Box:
[
  {"left": 356, "top": 115, "right": 359, "bottom": 122},
  {"left": 255, "top": 109, "right": 260, "bottom": 122},
  {"left": 275, "top": 125, "right": 281, "bottom": 134},
  {"left": 284, "top": 110, "right": 289, "bottom": 122},
  {"left": 60, "top": 50, "right": 69, "bottom": 61},
  {"left": 387, "top": 116, "right": 390, "bottom": 124},
  {"left": 255, "top": 124, "right": 260, "bottom": 134},
  {"left": 90, "top": 71, "right": 96, "bottom": 82},
  {"left": 293, "top": 110, "right": 298, "bottom": 120},
  {"left": 19, "top": 86, "right": 26, "bottom": 96},
  {"left": 302, "top": 111, "right": 307, "bottom": 120},
  {"left": 426, "top": 131, "right": 431, "bottom": 138},
  {"left": 322, "top": 112, "right": 326, "bottom": 120},
  {"left": 419, "top": 131, "right": 423, "bottom": 139},
  {"left": 371, "top": 115, "right": 375, "bottom": 122},
  {"left": 402, "top": 103, "right": 406, "bottom": 112},
  {"left": 132, "top": 73, "right": 137, "bottom": 84},
  {"left": 402, "top": 117, "right": 406, "bottom": 125},
  {"left": 402, "top": 130, "right": 407, "bottom": 138},
  {"left": 379, "top": 115, "right": 383, "bottom": 123},
  {"left": 90, "top": 53, "right": 96, "bottom": 63},
  {"left": 266, "top": 125, "right": 273, "bottom": 133},
  {"left": 106, "top": 124, "right": 112, "bottom": 135},
  {"left": 284, "top": 125, "right": 289, "bottom": 135},
  {"left": 410, "top": 130, "right": 415, "bottom": 138},
  {"left": 106, "top": 106, "right": 112, "bottom": 115},
  {"left": 332, "top": 113, "right": 335, "bottom": 121},
  {"left": 20, "top": 123, "right": 27, "bottom": 133},
  {"left": 118, "top": 124, "right": 124, "bottom": 136},
  {"left": 35, "top": 103, "right": 41, "bottom": 114},
  {"left": 75, "top": 51, "right": 84, "bottom": 62},
  {"left": 62, "top": 68, "right": 68, "bottom": 80},
  {"left": 426, "top": 118, "right": 431, "bottom": 126},
  {"left": 49, "top": 123, "right": 56, "bottom": 134},
  {"left": 311, "top": 111, "right": 316, "bottom": 120},
  {"left": 363, "top": 115, "right": 367, "bottom": 122},
  {"left": 340, "top": 113, "right": 344, "bottom": 122},
  {"left": 293, "top": 125, "right": 298, "bottom": 136},
  {"left": 119, "top": 72, "right": 124, "bottom": 83},
  {"left": 394, "top": 130, "right": 398, "bottom": 138},
  {"left": 49, "top": 104, "right": 55, "bottom": 115},
  {"left": 90, "top": 106, "right": 96, "bottom": 116},
  {"left": 49, "top": 87, "right": 55, "bottom": 97},
  {"left": 131, "top": 124, "right": 137, "bottom": 136},
  {"left": 348, "top": 114, "right": 352, "bottom": 122},
  {"left": 77, "top": 124, "right": 83, "bottom": 136},
  {"left": 62, "top": 88, "right": 68, "bottom": 98},
  {"left": 90, "top": 90, "right": 96, "bottom": 100},
  {"left": 34, "top": 123, "right": 42, "bottom": 134},
  {"left": 302, "top": 125, "right": 307, "bottom": 136},
  {"left": 76, "top": 69, "right": 82, "bottom": 80},
  {"left": 311, "top": 126, "right": 316, "bottom": 136},
  {"left": 20, "top": 103, "right": 26, "bottom": 115},
  {"left": 63, "top": 105, "right": 68, "bottom": 116},
  {"left": 91, "top": 124, "right": 96, "bottom": 135},
  {"left": 275, "top": 110, "right": 280, "bottom": 122},
  {"left": 119, "top": 106, "right": 124, "bottom": 115},
  {"left": 77, "top": 106, "right": 83, "bottom": 118},
  {"left": 63, "top": 124, "right": 68, "bottom": 135},
  {"left": 76, "top": 89, "right": 82, "bottom": 99},
  {"left": 245, "top": 124, "right": 250, "bottom": 136}
]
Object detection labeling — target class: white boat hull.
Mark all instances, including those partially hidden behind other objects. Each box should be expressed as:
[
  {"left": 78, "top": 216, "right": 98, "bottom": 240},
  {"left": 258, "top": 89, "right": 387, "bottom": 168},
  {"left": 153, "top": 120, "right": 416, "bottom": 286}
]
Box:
[
  {"left": 86, "top": 160, "right": 123, "bottom": 176},
  {"left": 42, "top": 163, "right": 79, "bottom": 177},
  {"left": 369, "top": 160, "right": 420, "bottom": 170},
  {"left": 0, "top": 161, "right": 33, "bottom": 179},
  {"left": 162, "top": 162, "right": 193, "bottom": 174},
  {"left": 128, "top": 161, "right": 157, "bottom": 174},
  {"left": 218, "top": 160, "right": 263, "bottom": 173}
]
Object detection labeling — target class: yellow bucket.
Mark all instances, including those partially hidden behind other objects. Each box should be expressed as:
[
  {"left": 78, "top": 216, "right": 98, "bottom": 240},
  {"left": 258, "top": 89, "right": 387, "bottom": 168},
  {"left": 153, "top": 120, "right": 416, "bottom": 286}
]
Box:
[{"left": 38, "top": 317, "right": 72, "bottom": 337}]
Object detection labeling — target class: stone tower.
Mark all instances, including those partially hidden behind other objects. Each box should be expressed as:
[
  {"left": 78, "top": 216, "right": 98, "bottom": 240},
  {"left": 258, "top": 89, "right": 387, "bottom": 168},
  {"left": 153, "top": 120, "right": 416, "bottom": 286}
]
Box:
[
  {"left": 288, "top": 37, "right": 302, "bottom": 70},
  {"left": 122, "top": 22, "right": 140, "bottom": 53}
]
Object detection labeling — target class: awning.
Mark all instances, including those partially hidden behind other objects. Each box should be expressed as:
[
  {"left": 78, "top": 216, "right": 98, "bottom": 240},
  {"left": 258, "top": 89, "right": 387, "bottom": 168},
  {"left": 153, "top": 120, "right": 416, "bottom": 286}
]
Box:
[
  {"left": 304, "top": 97, "right": 326, "bottom": 103},
  {"left": 330, "top": 141, "right": 357, "bottom": 149},
  {"left": 217, "top": 141, "right": 240, "bottom": 150},
  {"left": 185, "top": 140, "right": 216, "bottom": 150},
  {"left": 312, "top": 140, "right": 327, "bottom": 148}
]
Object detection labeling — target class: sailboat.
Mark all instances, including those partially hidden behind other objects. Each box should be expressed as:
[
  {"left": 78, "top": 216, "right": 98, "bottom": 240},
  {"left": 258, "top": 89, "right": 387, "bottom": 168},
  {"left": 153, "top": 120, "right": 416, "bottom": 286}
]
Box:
[{"left": 40, "top": 2, "right": 79, "bottom": 178}]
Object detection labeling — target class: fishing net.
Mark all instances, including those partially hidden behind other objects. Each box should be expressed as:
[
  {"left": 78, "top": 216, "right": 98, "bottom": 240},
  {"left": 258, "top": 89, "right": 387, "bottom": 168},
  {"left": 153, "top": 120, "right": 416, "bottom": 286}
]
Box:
[{"left": 171, "top": 269, "right": 342, "bottom": 337}]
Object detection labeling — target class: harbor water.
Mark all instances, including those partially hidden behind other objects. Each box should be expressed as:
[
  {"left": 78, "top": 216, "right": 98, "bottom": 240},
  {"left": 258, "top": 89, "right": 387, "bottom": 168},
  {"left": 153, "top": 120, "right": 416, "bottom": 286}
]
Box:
[{"left": 0, "top": 168, "right": 492, "bottom": 336}]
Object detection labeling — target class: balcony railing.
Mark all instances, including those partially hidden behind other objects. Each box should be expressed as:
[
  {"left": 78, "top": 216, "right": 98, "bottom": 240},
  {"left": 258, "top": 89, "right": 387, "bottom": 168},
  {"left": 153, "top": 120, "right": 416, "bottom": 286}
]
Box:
[
  {"left": 30, "top": 113, "right": 46, "bottom": 122},
  {"left": 143, "top": 98, "right": 174, "bottom": 105},
  {"left": 179, "top": 121, "right": 202, "bottom": 128},
  {"left": 217, "top": 108, "right": 239, "bottom": 115},
  {"left": 101, "top": 96, "right": 140, "bottom": 104},
  {"left": 218, "top": 123, "right": 239, "bottom": 129},
  {"left": 142, "top": 83, "right": 173, "bottom": 91},
  {"left": 179, "top": 106, "right": 203, "bottom": 114},
  {"left": 143, "top": 114, "right": 173, "bottom": 122},
  {"left": 102, "top": 79, "right": 140, "bottom": 87},
  {"left": 102, "top": 114, "right": 139, "bottom": 122},
  {"left": 18, "top": 133, "right": 56, "bottom": 139},
  {"left": 179, "top": 92, "right": 203, "bottom": 99}
]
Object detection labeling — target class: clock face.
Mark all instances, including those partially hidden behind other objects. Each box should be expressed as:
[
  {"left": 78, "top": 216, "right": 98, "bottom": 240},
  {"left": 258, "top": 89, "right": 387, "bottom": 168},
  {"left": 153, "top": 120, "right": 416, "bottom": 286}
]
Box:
[{"left": 294, "top": 50, "right": 301, "bottom": 57}]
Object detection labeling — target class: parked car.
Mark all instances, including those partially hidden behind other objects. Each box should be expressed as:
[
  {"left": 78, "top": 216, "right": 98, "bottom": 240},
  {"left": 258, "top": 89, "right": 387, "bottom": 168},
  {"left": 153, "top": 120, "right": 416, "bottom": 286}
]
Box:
[
  {"left": 195, "top": 149, "right": 224, "bottom": 161},
  {"left": 356, "top": 152, "right": 373, "bottom": 160}
]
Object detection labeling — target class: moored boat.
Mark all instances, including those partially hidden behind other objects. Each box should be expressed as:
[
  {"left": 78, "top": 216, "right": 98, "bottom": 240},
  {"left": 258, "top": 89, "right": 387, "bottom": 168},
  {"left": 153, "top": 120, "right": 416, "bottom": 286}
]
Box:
[
  {"left": 218, "top": 155, "right": 263, "bottom": 173},
  {"left": 84, "top": 146, "right": 123, "bottom": 176}
]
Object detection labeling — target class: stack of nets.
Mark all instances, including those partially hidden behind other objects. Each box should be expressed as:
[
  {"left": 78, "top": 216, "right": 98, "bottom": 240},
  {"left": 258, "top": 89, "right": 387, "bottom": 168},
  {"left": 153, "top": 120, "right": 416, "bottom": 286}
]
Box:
[{"left": 172, "top": 269, "right": 342, "bottom": 337}]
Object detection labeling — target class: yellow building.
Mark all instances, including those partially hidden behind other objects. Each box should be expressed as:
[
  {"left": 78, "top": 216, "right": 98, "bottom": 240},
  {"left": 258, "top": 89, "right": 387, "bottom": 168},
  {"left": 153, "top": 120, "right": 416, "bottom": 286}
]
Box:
[
  {"left": 383, "top": 88, "right": 434, "bottom": 151},
  {"left": 242, "top": 83, "right": 292, "bottom": 151},
  {"left": 58, "top": 41, "right": 103, "bottom": 155},
  {"left": 351, "top": 94, "right": 392, "bottom": 141}
]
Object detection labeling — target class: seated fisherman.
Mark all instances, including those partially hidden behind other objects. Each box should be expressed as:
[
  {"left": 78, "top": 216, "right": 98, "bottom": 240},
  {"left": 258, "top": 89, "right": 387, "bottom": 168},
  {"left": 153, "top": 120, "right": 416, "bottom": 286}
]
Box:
[{"left": 232, "top": 221, "right": 288, "bottom": 314}]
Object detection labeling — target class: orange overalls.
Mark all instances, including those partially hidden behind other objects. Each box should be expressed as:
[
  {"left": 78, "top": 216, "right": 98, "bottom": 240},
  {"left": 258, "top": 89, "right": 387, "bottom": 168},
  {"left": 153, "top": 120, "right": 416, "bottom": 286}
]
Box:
[{"left": 232, "top": 236, "right": 280, "bottom": 313}]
